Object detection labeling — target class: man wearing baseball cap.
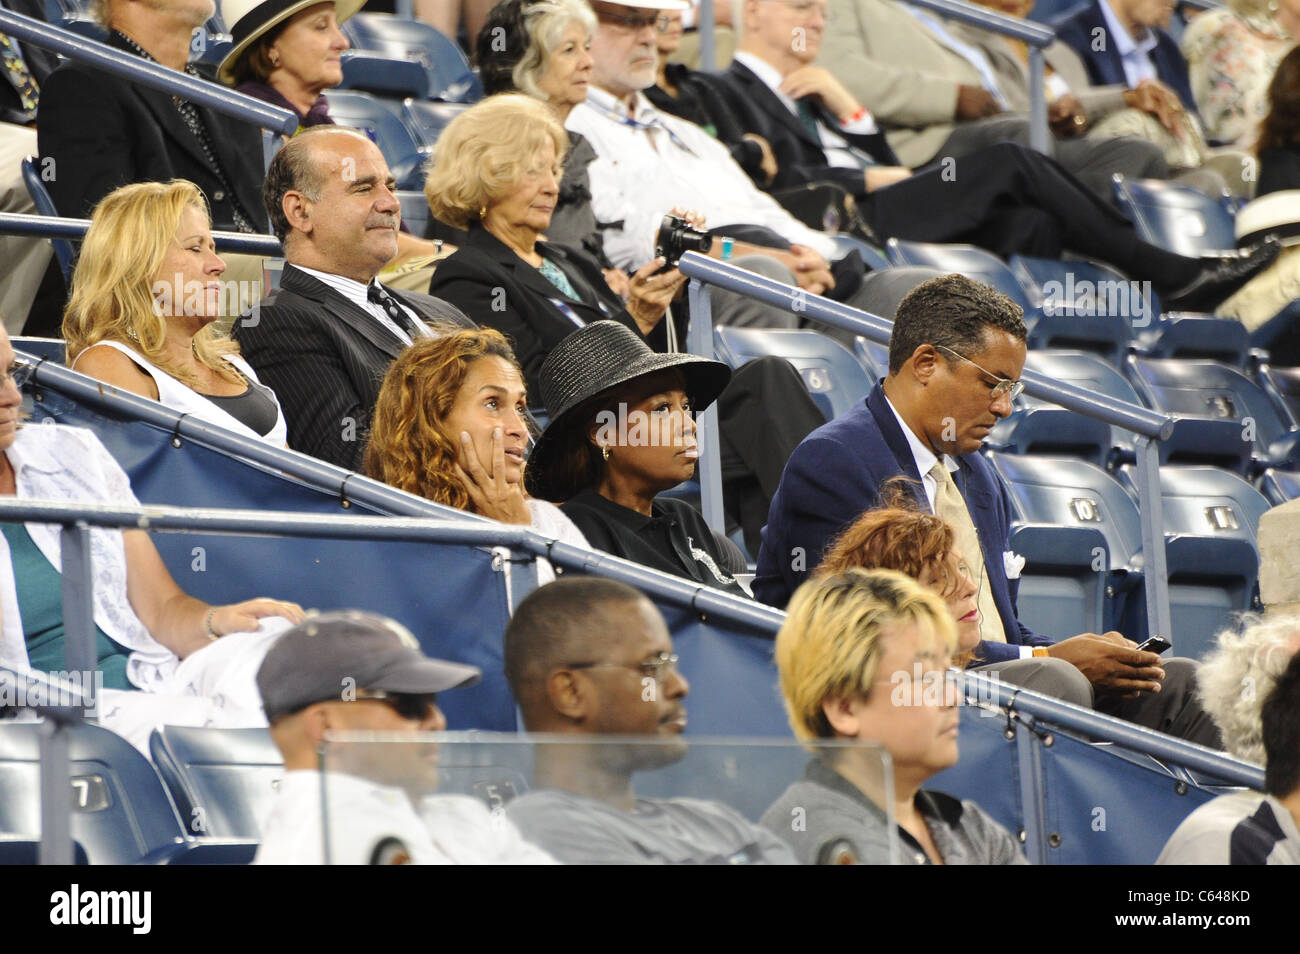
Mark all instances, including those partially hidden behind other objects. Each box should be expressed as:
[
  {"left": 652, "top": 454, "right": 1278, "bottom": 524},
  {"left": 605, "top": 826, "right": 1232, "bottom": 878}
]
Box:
[{"left": 254, "top": 610, "right": 555, "bottom": 864}]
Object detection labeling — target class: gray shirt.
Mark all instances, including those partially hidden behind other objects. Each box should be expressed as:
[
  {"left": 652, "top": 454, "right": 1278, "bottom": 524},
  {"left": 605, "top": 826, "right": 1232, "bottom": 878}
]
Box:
[
  {"left": 1157, "top": 791, "right": 1300, "bottom": 865},
  {"left": 507, "top": 789, "right": 798, "bottom": 865},
  {"left": 761, "top": 759, "right": 1028, "bottom": 865}
]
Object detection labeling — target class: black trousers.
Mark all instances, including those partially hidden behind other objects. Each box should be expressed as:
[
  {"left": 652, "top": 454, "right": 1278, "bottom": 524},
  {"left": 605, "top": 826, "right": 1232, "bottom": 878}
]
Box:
[
  {"left": 717, "top": 356, "right": 826, "bottom": 554},
  {"left": 862, "top": 142, "right": 1197, "bottom": 290}
]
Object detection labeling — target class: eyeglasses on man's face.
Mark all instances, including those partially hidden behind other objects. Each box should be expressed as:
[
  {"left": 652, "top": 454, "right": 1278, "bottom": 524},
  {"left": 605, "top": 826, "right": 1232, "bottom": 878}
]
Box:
[
  {"left": 936, "top": 345, "right": 1024, "bottom": 401},
  {"left": 568, "top": 651, "right": 681, "bottom": 683}
]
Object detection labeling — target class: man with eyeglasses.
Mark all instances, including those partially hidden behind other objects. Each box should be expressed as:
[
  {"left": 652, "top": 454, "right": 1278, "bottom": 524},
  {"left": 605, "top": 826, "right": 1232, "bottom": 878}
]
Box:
[
  {"left": 254, "top": 610, "right": 556, "bottom": 864},
  {"left": 754, "top": 274, "right": 1220, "bottom": 746},
  {"left": 502, "top": 577, "right": 798, "bottom": 863}
]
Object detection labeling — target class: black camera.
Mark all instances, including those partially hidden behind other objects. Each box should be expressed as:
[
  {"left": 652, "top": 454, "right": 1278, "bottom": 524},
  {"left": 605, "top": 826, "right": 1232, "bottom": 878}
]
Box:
[{"left": 655, "top": 214, "right": 713, "bottom": 268}]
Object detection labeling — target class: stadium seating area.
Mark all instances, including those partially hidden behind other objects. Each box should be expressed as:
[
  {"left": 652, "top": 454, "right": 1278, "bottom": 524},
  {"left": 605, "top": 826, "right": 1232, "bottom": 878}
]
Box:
[{"left": 1, "top": 0, "right": 1290, "bottom": 866}]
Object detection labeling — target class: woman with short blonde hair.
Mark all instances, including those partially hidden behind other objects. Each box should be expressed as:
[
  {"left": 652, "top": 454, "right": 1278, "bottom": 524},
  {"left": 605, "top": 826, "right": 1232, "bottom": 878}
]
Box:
[
  {"left": 761, "top": 568, "right": 1025, "bottom": 865},
  {"left": 423, "top": 94, "right": 570, "bottom": 231},
  {"left": 63, "top": 180, "right": 287, "bottom": 444}
]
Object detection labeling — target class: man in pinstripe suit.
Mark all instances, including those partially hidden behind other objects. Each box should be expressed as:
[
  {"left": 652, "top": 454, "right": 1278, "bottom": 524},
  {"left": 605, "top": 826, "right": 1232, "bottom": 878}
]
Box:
[{"left": 234, "top": 128, "right": 471, "bottom": 470}]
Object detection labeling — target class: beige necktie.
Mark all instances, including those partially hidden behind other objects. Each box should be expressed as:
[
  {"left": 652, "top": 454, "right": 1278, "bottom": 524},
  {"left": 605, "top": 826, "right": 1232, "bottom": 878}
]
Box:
[{"left": 929, "top": 460, "right": 1006, "bottom": 644}]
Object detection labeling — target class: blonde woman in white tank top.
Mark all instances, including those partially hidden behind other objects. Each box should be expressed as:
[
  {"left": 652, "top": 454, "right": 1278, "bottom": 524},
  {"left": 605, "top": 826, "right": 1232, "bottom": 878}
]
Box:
[{"left": 63, "top": 180, "right": 288, "bottom": 446}]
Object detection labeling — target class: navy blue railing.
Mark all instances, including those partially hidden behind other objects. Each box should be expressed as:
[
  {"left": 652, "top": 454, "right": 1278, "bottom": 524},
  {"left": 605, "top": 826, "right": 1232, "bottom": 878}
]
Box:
[{"left": 0, "top": 213, "right": 281, "bottom": 257}]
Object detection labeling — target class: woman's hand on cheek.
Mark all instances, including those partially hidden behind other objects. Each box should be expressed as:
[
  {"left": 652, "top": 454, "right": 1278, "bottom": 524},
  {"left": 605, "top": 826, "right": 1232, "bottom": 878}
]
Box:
[{"left": 454, "top": 429, "right": 531, "bottom": 525}]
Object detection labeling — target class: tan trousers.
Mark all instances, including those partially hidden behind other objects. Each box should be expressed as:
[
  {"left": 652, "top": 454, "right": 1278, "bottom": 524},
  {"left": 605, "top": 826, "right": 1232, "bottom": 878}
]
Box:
[{"left": 0, "top": 123, "right": 53, "bottom": 334}]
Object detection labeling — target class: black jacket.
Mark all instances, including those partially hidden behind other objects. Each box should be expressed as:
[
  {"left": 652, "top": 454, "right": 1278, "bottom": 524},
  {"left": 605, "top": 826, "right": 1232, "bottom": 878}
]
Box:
[
  {"left": 232, "top": 264, "right": 472, "bottom": 470},
  {"left": 37, "top": 31, "right": 268, "bottom": 231},
  {"left": 427, "top": 225, "right": 674, "bottom": 396},
  {"left": 710, "top": 58, "right": 899, "bottom": 195}
]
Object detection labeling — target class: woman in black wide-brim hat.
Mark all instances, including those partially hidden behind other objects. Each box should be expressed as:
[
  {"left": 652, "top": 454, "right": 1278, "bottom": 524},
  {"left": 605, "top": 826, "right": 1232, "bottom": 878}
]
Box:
[{"left": 526, "top": 321, "right": 750, "bottom": 598}]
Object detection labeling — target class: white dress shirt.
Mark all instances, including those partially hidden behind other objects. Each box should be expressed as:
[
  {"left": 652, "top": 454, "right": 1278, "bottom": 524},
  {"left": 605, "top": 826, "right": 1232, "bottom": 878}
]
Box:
[
  {"left": 732, "top": 51, "right": 881, "bottom": 171},
  {"left": 294, "top": 266, "right": 431, "bottom": 346},
  {"left": 883, "top": 393, "right": 958, "bottom": 513},
  {"left": 1097, "top": 0, "right": 1159, "bottom": 88},
  {"left": 566, "top": 86, "right": 839, "bottom": 269}
]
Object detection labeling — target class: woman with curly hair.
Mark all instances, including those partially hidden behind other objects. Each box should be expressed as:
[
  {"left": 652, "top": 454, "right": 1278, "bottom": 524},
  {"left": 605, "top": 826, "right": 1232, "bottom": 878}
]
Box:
[{"left": 363, "top": 327, "right": 587, "bottom": 568}]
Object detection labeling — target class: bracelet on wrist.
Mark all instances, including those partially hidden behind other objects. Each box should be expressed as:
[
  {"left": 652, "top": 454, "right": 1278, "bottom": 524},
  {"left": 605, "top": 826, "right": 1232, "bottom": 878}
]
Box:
[{"left": 204, "top": 607, "right": 219, "bottom": 639}]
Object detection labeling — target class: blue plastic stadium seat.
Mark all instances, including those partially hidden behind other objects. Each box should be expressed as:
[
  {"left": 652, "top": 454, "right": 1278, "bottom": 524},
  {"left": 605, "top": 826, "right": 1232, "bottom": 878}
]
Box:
[
  {"left": 986, "top": 451, "right": 1144, "bottom": 637},
  {"left": 853, "top": 336, "right": 889, "bottom": 380},
  {"left": 1010, "top": 254, "right": 1248, "bottom": 365},
  {"left": 713, "top": 326, "right": 870, "bottom": 421},
  {"left": 12, "top": 336, "right": 66, "bottom": 363},
  {"left": 337, "top": 50, "right": 431, "bottom": 99},
  {"left": 149, "top": 727, "right": 283, "bottom": 840},
  {"left": 829, "top": 234, "right": 890, "bottom": 271},
  {"left": 1259, "top": 467, "right": 1300, "bottom": 506},
  {"left": 21, "top": 156, "right": 75, "bottom": 285},
  {"left": 1256, "top": 361, "right": 1300, "bottom": 428},
  {"left": 0, "top": 836, "right": 89, "bottom": 864},
  {"left": 1013, "top": 349, "right": 1149, "bottom": 467},
  {"left": 1111, "top": 174, "right": 1239, "bottom": 256},
  {"left": 401, "top": 98, "right": 470, "bottom": 150},
  {"left": 887, "top": 240, "right": 1129, "bottom": 365},
  {"left": 342, "top": 13, "right": 482, "bottom": 102},
  {"left": 317, "top": 91, "right": 426, "bottom": 190},
  {"left": 1126, "top": 355, "right": 1300, "bottom": 475},
  {"left": 1118, "top": 465, "right": 1267, "bottom": 659},
  {"left": 397, "top": 190, "right": 430, "bottom": 239},
  {"left": 0, "top": 721, "right": 194, "bottom": 864},
  {"left": 44, "top": 0, "right": 105, "bottom": 37}
]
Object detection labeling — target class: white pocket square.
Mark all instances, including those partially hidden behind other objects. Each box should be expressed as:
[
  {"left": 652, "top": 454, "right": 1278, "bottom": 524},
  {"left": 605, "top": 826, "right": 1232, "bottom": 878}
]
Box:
[{"left": 1003, "top": 550, "right": 1026, "bottom": 580}]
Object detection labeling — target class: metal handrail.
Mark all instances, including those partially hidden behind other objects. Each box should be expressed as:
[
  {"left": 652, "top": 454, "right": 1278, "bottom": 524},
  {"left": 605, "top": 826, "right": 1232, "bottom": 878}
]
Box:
[
  {"left": 901, "top": 0, "right": 1056, "bottom": 154},
  {"left": 0, "top": 213, "right": 281, "bottom": 256},
  {"left": 0, "top": 9, "right": 298, "bottom": 137}
]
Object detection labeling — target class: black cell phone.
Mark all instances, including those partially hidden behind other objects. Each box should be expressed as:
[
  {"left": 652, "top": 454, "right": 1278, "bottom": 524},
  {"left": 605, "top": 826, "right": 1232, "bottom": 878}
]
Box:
[{"left": 1137, "top": 636, "right": 1171, "bottom": 655}]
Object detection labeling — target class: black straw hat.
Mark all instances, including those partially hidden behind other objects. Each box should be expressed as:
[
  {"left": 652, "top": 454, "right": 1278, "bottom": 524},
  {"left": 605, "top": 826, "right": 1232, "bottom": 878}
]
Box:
[{"left": 524, "top": 321, "right": 731, "bottom": 502}]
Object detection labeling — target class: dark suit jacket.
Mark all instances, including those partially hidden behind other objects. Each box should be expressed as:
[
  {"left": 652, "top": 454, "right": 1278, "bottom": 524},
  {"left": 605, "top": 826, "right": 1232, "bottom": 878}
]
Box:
[
  {"left": 232, "top": 264, "right": 472, "bottom": 470},
  {"left": 710, "top": 59, "right": 900, "bottom": 195},
  {"left": 36, "top": 31, "right": 268, "bottom": 231},
  {"left": 753, "top": 383, "right": 1052, "bottom": 662},
  {"left": 427, "top": 225, "right": 667, "bottom": 396},
  {"left": 1051, "top": 2, "right": 1197, "bottom": 115}
]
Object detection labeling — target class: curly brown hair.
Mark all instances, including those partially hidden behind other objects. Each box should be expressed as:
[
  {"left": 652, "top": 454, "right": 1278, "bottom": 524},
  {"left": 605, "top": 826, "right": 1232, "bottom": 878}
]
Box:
[
  {"left": 818, "top": 494, "right": 978, "bottom": 666},
  {"left": 364, "top": 328, "right": 525, "bottom": 512}
]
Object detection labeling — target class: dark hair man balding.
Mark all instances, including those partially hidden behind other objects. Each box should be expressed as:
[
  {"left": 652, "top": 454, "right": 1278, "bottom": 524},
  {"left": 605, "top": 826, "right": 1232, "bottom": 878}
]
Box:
[
  {"left": 503, "top": 577, "right": 796, "bottom": 864},
  {"left": 233, "top": 128, "right": 471, "bottom": 469},
  {"left": 755, "top": 274, "right": 1219, "bottom": 747}
]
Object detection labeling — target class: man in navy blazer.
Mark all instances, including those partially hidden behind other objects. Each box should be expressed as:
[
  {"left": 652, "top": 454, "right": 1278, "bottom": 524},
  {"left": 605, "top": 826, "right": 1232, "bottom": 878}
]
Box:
[
  {"left": 1052, "top": 0, "right": 1198, "bottom": 115},
  {"left": 755, "top": 275, "right": 1220, "bottom": 745}
]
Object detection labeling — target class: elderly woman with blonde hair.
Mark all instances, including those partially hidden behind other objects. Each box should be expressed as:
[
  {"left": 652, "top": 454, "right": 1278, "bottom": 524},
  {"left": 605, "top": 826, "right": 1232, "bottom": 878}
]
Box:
[
  {"left": 425, "top": 93, "right": 688, "bottom": 394},
  {"left": 760, "top": 568, "right": 1026, "bottom": 865},
  {"left": 63, "top": 179, "right": 287, "bottom": 445}
]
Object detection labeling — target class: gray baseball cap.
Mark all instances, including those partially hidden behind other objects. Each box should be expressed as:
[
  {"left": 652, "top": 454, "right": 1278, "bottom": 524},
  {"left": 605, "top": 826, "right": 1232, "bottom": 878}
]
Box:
[{"left": 256, "top": 610, "right": 481, "bottom": 720}]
